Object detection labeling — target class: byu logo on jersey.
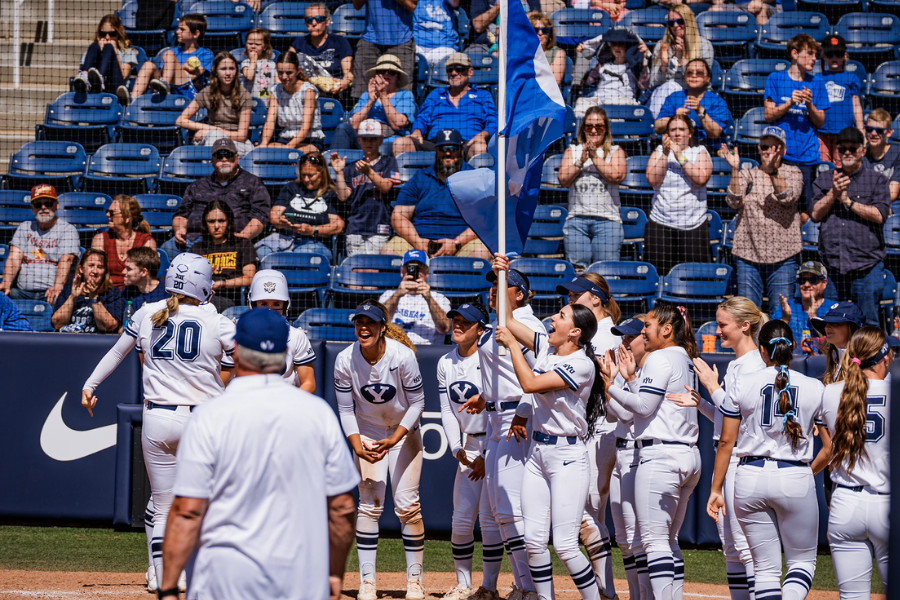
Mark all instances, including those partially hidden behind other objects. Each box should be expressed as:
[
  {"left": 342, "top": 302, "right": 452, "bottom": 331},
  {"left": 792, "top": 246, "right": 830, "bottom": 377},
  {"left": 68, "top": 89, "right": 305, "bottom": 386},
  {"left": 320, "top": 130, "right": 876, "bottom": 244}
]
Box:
[
  {"left": 448, "top": 380, "right": 479, "bottom": 405},
  {"left": 361, "top": 383, "right": 397, "bottom": 404}
]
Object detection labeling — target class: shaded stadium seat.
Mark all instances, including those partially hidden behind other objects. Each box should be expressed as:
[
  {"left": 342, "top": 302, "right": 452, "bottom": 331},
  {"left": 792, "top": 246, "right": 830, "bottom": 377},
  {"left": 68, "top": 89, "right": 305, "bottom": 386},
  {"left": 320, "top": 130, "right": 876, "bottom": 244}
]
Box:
[
  {"left": 11, "top": 299, "right": 54, "bottom": 332},
  {"left": 135, "top": 193, "right": 181, "bottom": 233},
  {"left": 734, "top": 107, "right": 770, "bottom": 157},
  {"left": 295, "top": 308, "right": 357, "bottom": 342},
  {"left": 157, "top": 248, "right": 170, "bottom": 279},
  {"left": 551, "top": 9, "right": 610, "bottom": 47},
  {"left": 539, "top": 154, "right": 565, "bottom": 205},
  {"left": 36, "top": 93, "right": 122, "bottom": 154},
  {"left": 427, "top": 256, "right": 492, "bottom": 305},
  {"left": 707, "top": 156, "right": 758, "bottom": 216},
  {"left": 157, "top": 146, "right": 214, "bottom": 196},
  {"left": 0, "top": 191, "right": 31, "bottom": 208},
  {"left": 397, "top": 152, "right": 436, "bottom": 183},
  {"left": 332, "top": 4, "right": 366, "bottom": 38},
  {"left": 622, "top": 7, "right": 668, "bottom": 48},
  {"left": 239, "top": 147, "right": 303, "bottom": 199},
  {"left": 620, "top": 206, "right": 648, "bottom": 261},
  {"left": 119, "top": 0, "right": 169, "bottom": 56},
  {"left": 619, "top": 156, "right": 654, "bottom": 211},
  {"left": 222, "top": 305, "right": 251, "bottom": 322},
  {"left": 468, "top": 153, "right": 495, "bottom": 169},
  {"left": 523, "top": 205, "right": 567, "bottom": 257},
  {"left": 881, "top": 269, "right": 899, "bottom": 330},
  {"left": 834, "top": 13, "right": 900, "bottom": 73},
  {"left": 247, "top": 97, "right": 268, "bottom": 145},
  {"left": 696, "top": 11, "right": 758, "bottom": 69},
  {"left": 56, "top": 208, "right": 109, "bottom": 238},
  {"left": 324, "top": 149, "right": 365, "bottom": 179},
  {"left": 723, "top": 60, "right": 790, "bottom": 117},
  {"left": 660, "top": 262, "right": 733, "bottom": 321},
  {"left": 0, "top": 207, "right": 36, "bottom": 238},
  {"left": 886, "top": 214, "right": 900, "bottom": 255},
  {"left": 82, "top": 143, "right": 161, "bottom": 196},
  {"left": 892, "top": 200, "right": 900, "bottom": 215},
  {"left": 117, "top": 94, "right": 190, "bottom": 154},
  {"left": 4, "top": 141, "right": 87, "bottom": 193},
  {"left": 562, "top": 55, "right": 574, "bottom": 102},
  {"left": 720, "top": 218, "right": 735, "bottom": 261},
  {"left": 585, "top": 260, "right": 659, "bottom": 311},
  {"left": 869, "top": 61, "right": 900, "bottom": 116},
  {"left": 811, "top": 60, "right": 868, "bottom": 97},
  {"left": 707, "top": 209, "right": 724, "bottom": 260},
  {"left": 869, "top": 0, "right": 900, "bottom": 19},
  {"left": 58, "top": 192, "right": 111, "bottom": 211},
  {"left": 329, "top": 254, "right": 403, "bottom": 309},
  {"left": 801, "top": 219, "right": 820, "bottom": 253},
  {"left": 509, "top": 257, "right": 575, "bottom": 317},
  {"left": 796, "top": 0, "right": 863, "bottom": 25},
  {"left": 756, "top": 12, "right": 830, "bottom": 60},
  {"left": 415, "top": 53, "right": 431, "bottom": 99},
  {"left": 319, "top": 98, "right": 345, "bottom": 147},
  {"left": 259, "top": 252, "right": 331, "bottom": 315},
  {"left": 257, "top": 2, "right": 312, "bottom": 54},
  {"left": 187, "top": 1, "right": 255, "bottom": 53},
  {"left": 710, "top": 59, "right": 724, "bottom": 91},
  {"left": 604, "top": 104, "right": 654, "bottom": 156}
]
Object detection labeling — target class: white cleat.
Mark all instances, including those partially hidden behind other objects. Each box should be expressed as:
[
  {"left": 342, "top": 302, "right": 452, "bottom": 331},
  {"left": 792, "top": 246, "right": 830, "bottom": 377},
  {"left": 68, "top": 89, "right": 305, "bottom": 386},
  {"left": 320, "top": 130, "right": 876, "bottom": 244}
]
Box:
[
  {"left": 406, "top": 579, "right": 426, "bottom": 600},
  {"left": 469, "top": 587, "right": 501, "bottom": 600},
  {"left": 358, "top": 579, "right": 377, "bottom": 600},
  {"left": 178, "top": 570, "right": 187, "bottom": 592},
  {"left": 145, "top": 566, "right": 157, "bottom": 593},
  {"left": 442, "top": 584, "right": 474, "bottom": 600}
]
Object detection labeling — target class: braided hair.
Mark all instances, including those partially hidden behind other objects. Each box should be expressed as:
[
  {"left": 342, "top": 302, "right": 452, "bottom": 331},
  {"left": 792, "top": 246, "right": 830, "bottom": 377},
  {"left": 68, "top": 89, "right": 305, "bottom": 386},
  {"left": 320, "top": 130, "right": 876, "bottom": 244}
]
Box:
[{"left": 758, "top": 320, "right": 803, "bottom": 449}]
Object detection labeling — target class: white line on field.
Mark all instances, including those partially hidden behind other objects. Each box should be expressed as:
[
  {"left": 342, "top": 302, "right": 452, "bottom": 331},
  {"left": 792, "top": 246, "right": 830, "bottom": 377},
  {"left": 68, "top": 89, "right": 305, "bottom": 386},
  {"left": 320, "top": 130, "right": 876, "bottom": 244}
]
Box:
[{"left": 0, "top": 590, "right": 146, "bottom": 597}]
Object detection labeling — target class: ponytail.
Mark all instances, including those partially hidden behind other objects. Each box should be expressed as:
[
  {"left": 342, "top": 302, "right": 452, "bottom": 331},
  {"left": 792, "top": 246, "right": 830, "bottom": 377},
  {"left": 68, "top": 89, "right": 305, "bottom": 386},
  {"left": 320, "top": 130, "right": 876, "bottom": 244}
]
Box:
[
  {"left": 649, "top": 302, "right": 698, "bottom": 358},
  {"left": 580, "top": 272, "right": 621, "bottom": 323},
  {"left": 362, "top": 299, "right": 417, "bottom": 355},
  {"left": 759, "top": 320, "right": 803, "bottom": 448},
  {"left": 151, "top": 294, "right": 182, "bottom": 328},
  {"left": 569, "top": 304, "right": 604, "bottom": 439},
  {"left": 823, "top": 342, "right": 842, "bottom": 385}
]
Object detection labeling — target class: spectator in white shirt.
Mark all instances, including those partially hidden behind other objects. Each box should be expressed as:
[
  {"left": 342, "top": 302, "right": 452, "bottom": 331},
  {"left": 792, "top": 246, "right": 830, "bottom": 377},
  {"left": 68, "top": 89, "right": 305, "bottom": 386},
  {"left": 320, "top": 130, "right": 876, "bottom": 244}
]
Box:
[{"left": 379, "top": 249, "right": 451, "bottom": 344}]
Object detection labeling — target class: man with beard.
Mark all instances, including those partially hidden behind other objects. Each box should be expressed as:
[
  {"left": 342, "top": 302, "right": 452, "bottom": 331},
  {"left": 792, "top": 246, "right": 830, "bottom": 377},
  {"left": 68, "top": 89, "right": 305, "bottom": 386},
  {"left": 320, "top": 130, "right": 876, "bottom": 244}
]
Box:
[
  {"left": 773, "top": 260, "right": 839, "bottom": 352},
  {"left": 382, "top": 129, "right": 490, "bottom": 259},
  {"left": 161, "top": 138, "right": 271, "bottom": 260},
  {"left": 811, "top": 126, "right": 891, "bottom": 326},
  {"left": 0, "top": 184, "right": 79, "bottom": 304}
]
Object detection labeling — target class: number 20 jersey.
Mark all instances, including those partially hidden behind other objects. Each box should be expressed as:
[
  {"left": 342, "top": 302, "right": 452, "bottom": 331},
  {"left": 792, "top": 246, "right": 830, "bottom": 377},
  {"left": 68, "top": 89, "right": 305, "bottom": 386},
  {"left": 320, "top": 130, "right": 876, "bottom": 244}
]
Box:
[{"left": 126, "top": 300, "right": 236, "bottom": 406}]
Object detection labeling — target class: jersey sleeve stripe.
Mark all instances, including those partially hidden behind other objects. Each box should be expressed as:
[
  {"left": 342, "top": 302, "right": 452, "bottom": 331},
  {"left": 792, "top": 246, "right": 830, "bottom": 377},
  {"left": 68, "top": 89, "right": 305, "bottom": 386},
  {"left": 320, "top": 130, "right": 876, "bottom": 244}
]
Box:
[
  {"left": 224, "top": 348, "right": 235, "bottom": 356},
  {"left": 125, "top": 327, "right": 138, "bottom": 339},
  {"left": 335, "top": 384, "right": 353, "bottom": 392},
  {"left": 404, "top": 382, "right": 424, "bottom": 392},
  {"left": 554, "top": 367, "right": 579, "bottom": 391},
  {"left": 639, "top": 385, "right": 666, "bottom": 395},
  {"left": 719, "top": 406, "right": 741, "bottom": 418},
  {"left": 294, "top": 356, "right": 315, "bottom": 366}
]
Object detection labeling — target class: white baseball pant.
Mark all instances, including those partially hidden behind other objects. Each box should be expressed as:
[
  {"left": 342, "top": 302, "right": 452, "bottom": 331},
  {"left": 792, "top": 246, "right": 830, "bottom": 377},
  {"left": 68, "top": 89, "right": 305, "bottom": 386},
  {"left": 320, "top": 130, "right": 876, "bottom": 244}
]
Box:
[
  {"left": 827, "top": 486, "right": 889, "bottom": 600},
  {"left": 719, "top": 454, "right": 754, "bottom": 600},
  {"left": 611, "top": 441, "right": 645, "bottom": 600},
  {"left": 581, "top": 431, "right": 617, "bottom": 598}
]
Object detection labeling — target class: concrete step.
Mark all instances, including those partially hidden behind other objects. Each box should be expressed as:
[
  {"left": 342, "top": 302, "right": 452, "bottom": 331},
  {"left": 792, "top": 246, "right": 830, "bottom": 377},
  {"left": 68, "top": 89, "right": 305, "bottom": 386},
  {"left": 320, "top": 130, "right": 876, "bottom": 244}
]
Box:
[
  {"left": 0, "top": 20, "right": 98, "bottom": 43},
  {"left": 0, "top": 85, "right": 67, "bottom": 109},
  {"left": 0, "top": 64, "right": 79, "bottom": 84},
  {"left": 0, "top": 41, "right": 86, "bottom": 67},
  {"left": 0, "top": 131, "right": 37, "bottom": 163},
  {"left": 0, "top": 0, "right": 121, "bottom": 27}
]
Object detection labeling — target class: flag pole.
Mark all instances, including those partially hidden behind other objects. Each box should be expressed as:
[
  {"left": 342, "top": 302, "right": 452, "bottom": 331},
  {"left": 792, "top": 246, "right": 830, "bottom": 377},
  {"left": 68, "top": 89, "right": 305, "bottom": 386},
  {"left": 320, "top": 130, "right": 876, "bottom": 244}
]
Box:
[{"left": 497, "top": 0, "right": 508, "bottom": 355}]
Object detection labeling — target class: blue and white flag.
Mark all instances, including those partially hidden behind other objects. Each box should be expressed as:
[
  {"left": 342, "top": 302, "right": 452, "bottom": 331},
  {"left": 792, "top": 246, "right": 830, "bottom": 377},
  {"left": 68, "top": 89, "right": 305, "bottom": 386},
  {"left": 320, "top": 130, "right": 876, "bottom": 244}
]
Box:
[{"left": 447, "top": 0, "right": 566, "bottom": 256}]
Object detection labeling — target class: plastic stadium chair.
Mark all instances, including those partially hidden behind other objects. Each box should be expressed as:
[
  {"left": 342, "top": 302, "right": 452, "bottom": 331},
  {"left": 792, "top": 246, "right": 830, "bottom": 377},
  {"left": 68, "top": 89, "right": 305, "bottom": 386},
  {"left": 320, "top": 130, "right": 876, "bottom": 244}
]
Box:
[
  {"left": 319, "top": 98, "right": 345, "bottom": 147},
  {"left": 869, "top": 0, "right": 900, "bottom": 19},
  {"left": 240, "top": 147, "right": 303, "bottom": 199},
  {"left": 869, "top": 61, "right": 900, "bottom": 116},
  {"left": 801, "top": 219, "right": 819, "bottom": 253},
  {"left": 756, "top": 12, "right": 830, "bottom": 60},
  {"left": 723, "top": 60, "right": 790, "bottom": 117},
  {"left": 696, "top": 320, "right": 731, "bottom": 353},
  {"left": 881, "top": 270, "right": 898, "bottom": 330},
  {"left": 257, "top": 2, "right": 312, "bottom": 54},
  {"left": 585, "top": 260, "right": 659, "bottom": 310},
  {"left": 0, "top": 244, "right": 7, "bottom": 280},
  {"left": 796, "top": 0, "right": 863, "bottom": 25},
  {"left": 619, "top": 156, "right": 654, "bottom": 211},
  {"left": 259, "top": 252, "right": 331, "bottom": 315},
  {"left": 660, "top": 262, "right": 733, "bottom": 321},
  {"left": 812, "top": 60, "right": 868, "bottom": 97},
  {"left": 222, "top": 305, "right": 251, "bottom": 322},
  {"left": 710, "top": 59, "right": 724, "bottom": 91},
  {"left": 36, "top": 93, "right": 122, "bottom": 154},
  {"left": 329, "top": 254, "right": 404, "bottom": 308},
  {"left": 119, "top": 1, "right": 169, "bottom": 56},
  {"left": 0, "top": 191, "right": 31, "bottom": 208},
  {"left": 707, "top": 210, "right": 723, "bottom": 261},
  {"left": 625, "top": 0, "right": 644, "bottom": 8},
  {"left": 4, "top": 141, "right": 87, "bottom": 193},
  {"left": 551, "top": 9, "right": 610, "bottom": 47},
  {"left": 523, "top": 205, "right": 567, "bottom": 257},
  {"left": 295, "top": 308, "right": 357, "bottom": 342},
  {"left": 468, "top": 153, "right": 495, "bottom": 169},
  {"left": 56, "top": 208, "right": 109, "bottom": 238},
  {"left": 58, "top": 192, "right": 112, "bottom": 211},
  {"left": 427, "top": 54, "right": 498, "bottom": 98},
  {"left": 427, "top": 256, "right": 492, "bottom": 305},
  {"left": 721, "top": 218, "right": 735, "bottom": 258},
  {"left": 0, "top": 207, "right": 36, "bottom": 238},
  {"left": 696, "top": 12, "right": 758, "bottom": 69},
  {"left": 834, "top": 13, "right": 900, "bottom": 73},
  {"left": 187, "top": 1, "right": 255, "bottom": 53},
  {"left": 707, "top": 156, "right": 757, "bottom": 214},
  {"left": 332, "top": 4, "right": 366, "bottom": 38},
  {"left": 886, "top": 214, "right": 900, "bottom": 255},
  {"left": 622, "top": 8, "right": 668, "bottom": 48},
  {"left": 11, "top": 299, "right": 54, "bottom": 332},
  {"left": 157, "top": 248, "right": 170, "bottom": 280},
  {"left": 135, "top": 193, "right": 181, "bottom": 233},
  {"left": 457, "top": 7, "right": 469, "bottom": 45},
  {"left": 415, "top": 53, "right": 431, "bottom": 100},
  {"left": 509, "top": 258, "right": 576, "bottom": 317},
  {"left": 604, "top": 104, "right": 654, "bottom": 156},
  {"left": 734, "top": 107, "right": 770, "bottom": 158},
  {"left": 620, "top": 206, "right": 648, "bottom": 260},
  {"left": 82, "top": 143, "right": 161, "bottom": 196},
  {"left": 157, "top": 146, "right": 214, "bottom": 196},
  {"left": 324, "top": 150, "right": 365, "bottom": 180},
  {"left": 397, "top": 152, "right": 436, "bottom": 183},
  {"left": 892, "top": 200, "right": 900, "bottom": 215},
  {"left": 539, "top": 154, "right": 566, "bottom": 205},
  {"left": 117, "top": 94, "right": 190, "bottom": 154}
]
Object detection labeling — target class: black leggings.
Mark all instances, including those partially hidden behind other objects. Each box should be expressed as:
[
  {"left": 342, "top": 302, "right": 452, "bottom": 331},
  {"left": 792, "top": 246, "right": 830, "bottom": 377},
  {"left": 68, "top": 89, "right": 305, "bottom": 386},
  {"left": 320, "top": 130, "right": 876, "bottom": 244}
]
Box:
[
  {"left": 81, "top": 42, "right": 127, "bottom": 92},
  {"left": 645, "top": 219, "right": 711, "bottom": 276}
]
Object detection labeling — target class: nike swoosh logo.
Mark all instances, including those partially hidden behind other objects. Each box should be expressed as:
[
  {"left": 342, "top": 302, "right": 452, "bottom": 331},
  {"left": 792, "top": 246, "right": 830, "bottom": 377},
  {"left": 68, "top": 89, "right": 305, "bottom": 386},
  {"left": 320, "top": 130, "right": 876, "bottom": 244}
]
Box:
[
  {"left": 390, "top": 366, "right": 399, "bottom": 371},
  {"left": 563, "top": 460, "right": 575, "bottom": 466},
  {"left": 40, "top": 393, "right": 117, "bottom": 462}
]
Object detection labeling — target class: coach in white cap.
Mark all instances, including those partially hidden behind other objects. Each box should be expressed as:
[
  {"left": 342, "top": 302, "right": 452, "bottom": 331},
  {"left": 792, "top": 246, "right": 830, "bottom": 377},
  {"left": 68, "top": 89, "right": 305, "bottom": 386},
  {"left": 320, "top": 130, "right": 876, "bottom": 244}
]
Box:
[{"left": 159, "top": 308, "right": 359, "bottom": 600}]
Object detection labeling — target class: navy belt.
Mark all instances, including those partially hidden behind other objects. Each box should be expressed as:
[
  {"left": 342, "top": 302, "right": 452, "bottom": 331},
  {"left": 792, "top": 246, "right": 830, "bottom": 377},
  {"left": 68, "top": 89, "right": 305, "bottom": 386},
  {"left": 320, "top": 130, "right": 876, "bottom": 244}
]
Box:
[
  {"left": 616, "top": 438, "right": 636, "bottom": 449},
  {"left": 147, "top": 402, "right": 194, "bottom": 412},
  {"left": 468, "top": 432, "right": 487, "bottom": 438},
  {"left": 532, "top": 431, "right": 577, "bottom": 445},
  {"left": 485, "top": 401, "right": 519, "bottom": 412},
  {"left": 636, "top": 439, "right": 691, "bottom": 448},
  {"left": 836, "top": 484, "right": 889, "bottom": 495},
  {"left": 739, "top": 456, "right": 808, "bottom": 468}
]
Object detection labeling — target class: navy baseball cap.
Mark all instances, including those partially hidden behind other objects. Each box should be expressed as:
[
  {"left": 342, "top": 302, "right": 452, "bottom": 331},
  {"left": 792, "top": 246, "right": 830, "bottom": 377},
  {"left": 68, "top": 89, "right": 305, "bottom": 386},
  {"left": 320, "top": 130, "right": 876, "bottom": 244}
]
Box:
[
  {"left": 859, "top": 340, "right": 892, "bottom": 368},
  {"left": 351, "top": 302, "right": 386, "bottom": 323},
  {"left": 432, "top": 128, "right": 464, "bottom": 148},
  {"left": 486, "top": 268, "right": 530, "bottom": 297},
  {"left": 234, "top": 308, "right": 289, "bottom": 353},
  {"left": 810, "top": 301, "right": 865, "bottom": 335},
  {"left": 556, "top": 276, "right": 609, "bottom": 302},
  {"left": 888, "top": 335, "right": 899, "bottom": 349},
  {"left": 447, "top": 303, "right": 487, "bottom": 325},
  {"left": 403, "top": 249, "right": 429, "bottom": 266},
  {"left": 611, "top": 317, "right": 644, "bottom": 336}
]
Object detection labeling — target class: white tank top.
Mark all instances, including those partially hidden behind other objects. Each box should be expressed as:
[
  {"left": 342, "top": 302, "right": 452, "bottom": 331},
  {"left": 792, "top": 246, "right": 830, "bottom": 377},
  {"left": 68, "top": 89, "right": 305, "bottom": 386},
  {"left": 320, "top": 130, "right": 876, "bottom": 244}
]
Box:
[{"left": 567, "top": 144, "right": 623, "bottom": 223}]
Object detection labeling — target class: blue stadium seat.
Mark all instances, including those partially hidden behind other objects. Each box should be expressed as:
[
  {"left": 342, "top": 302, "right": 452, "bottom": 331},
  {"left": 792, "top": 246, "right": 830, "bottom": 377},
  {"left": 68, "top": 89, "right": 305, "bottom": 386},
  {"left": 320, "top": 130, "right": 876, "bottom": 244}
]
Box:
[
  {"left": 0, "top": 207, "right": 36, "bottom": 237},
  {"left": 329, "top": 254, "right": 403, "bottom": 308},
  {"left": 696, "top": 320, "right": 731, "bottom": 353},
  {"left": 11, "top": 299, "right": 54, "bottom": 332},
  {"left": 869, "top": 0, "right": 900, "bottom": 19},
  {"left": 468, "top": 153, "right": 495, "bottom": 169},
  {"left": 869, "top": 61, "right": 900, "bottom": 116},
  {"left": 585, "top": 260, "right": 659, "bottom": 310},
  {"left": 660, "top": 262, "right": 733, "bottom": 321},
  {"left": 881, "top": 269, "right": 898, "bottom": 329},
  {"left": 695, "top": 11, "right": 758, "bottom": 69},
  {"left": 509, "top": 258, "right": 575, "bottom": 317},
  {"left": 82, "top": 143, "right": 161, "bottom": 196},
  {"left": 796, "top": 0, "right": 863, "bottom": 25},
  {"left": 620, "top": 206, "right": 648, "bottom": 260},
  {"left": 886, "top": 214, "right": 900, "bottom": 255},
  {"left": 562, "top": 55, "right": 574, "bottom": 102},
  {"left": 756, "top": 12, "right": 830, "bottom": 60},
  {"left": 604, "top": 104, "right": 654, "bottom": 155},
  {"left": 523, "top": 205, "right": 567, "bottom": 257},
  {"left": 323, "top": 149, "right": 365, "bottom": 180},
  {"left": 318, "top": 98, "right": 345, "bottom": 147},
  {"left": 457, "top": 8, "right": 469, "bottom": 46},
  {"left": 157, "top": 248, "right": 170, "bottom": 280},
  {"left": 551, "top": 9, "right": 610, "bottom": 47},
  {"left": 0, "top": 243, "right": 8, "bottom": 279},
  {"left": 295, "top": 308, "right": 357, "bottom": 342},
  {"left": 0, "top": 191, "right": 31, "bottom": 208},
  {"left": 259, "top": 252, "right": 331, "bottom": 313},
  {"left": 58, "top": 192, "right": 112, "bottom": 211},
  {"left": 734, "top": 107, "right": 770, "bottom": 157},
  {"left": 707, "top": 209, "right": 723, "bottom": 260},
  {"left": 707, "top": 156, "right": 757, "bottom": 214},
  {"left": 721, "top": 218, "right": 735, "bottom": 260},
  {"left": 539, "top": 154, "right": 566, "bottom": 205},
  {"left": 619, "top": 156, "right": 654, "bottom": 211},
  {"left": 222, "top": 305, "right": 251, "bottom": 322},
  {"left": 157, "top": 146, "right": 214, "bottom": 196},
  {"left": 622, "top": 8, "right": 668, "bottom": 48},
  {"left": 415, "top": 53, "right": 431, "bottom": 99},
  {"left": 257, "top": 2, "right": 312, "bottom": 54},
  {"left": 117, "top": 94, "right": 190, "bottom": 154},
  {"left": 428, "top": 54, "right": 498, "bottom": 97},
  {"left": 239, "top": 147, "right": 303, "bottom": 199},
  {"left": 625, "top": 0, "right": 645, "bottom": 8},
  {"left": 427, "top": 256, "right": 492, "bottom": 305},
  {"left": 56, "top": 208, "right": 109, "bottom": 237},
  {"left": 710, "top": 59, "right": 724, "bottom": 91},
  {"left": 801, "top": 218, "right": 819, "bottom": 253},
  {"left": 135, "top": 193, "right": 181, "bottom": 233},
  {"left": 723, "top": 60, "right": 790, "bottom": 117},
  {"left": 811, "top": 60, "right": 868, "bottom": 97},
  {"left": 187, "top": 1, "right": 255, "bottom": 53},
  {"left": 4, "top": 141, "right": 87, "bottom": 193},
  {"left": 332, "top": 4, "right": 366, "bottom": 38},
  {"left": 892, "top": 200, "right": 900, "bottom": 215},
  {"left": 834, "top": 13, "right": 900, "bottom": 73},
  {"left": 37, "top": 93, "right": 122, "bottom": 154},
  {"left": 397, "top": 152, "right": 436, "bottom": 183},
  {"left": 119, "top": 1, "right": 169, "bottom": 56}
]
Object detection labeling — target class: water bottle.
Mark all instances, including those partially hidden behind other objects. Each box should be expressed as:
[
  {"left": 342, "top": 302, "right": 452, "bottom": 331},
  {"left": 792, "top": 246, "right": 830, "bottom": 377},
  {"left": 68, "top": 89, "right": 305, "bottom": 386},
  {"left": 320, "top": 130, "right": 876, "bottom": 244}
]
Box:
[
  {"left": 123, "top": 300, "right": 134, "bottom": 330},
  {"left": 892, "top": 306, "right": 900, "bottom": 338}
]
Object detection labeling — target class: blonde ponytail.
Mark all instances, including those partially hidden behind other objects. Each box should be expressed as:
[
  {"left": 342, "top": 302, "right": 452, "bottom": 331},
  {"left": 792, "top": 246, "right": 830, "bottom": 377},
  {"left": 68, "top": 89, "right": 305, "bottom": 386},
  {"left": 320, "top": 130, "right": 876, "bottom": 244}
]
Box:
[
  {"left": 385, "top": 322, "right": 417, "bottom": 355},
  {"left": 151, "top": 294, "right": 183, "bottom": 328}
]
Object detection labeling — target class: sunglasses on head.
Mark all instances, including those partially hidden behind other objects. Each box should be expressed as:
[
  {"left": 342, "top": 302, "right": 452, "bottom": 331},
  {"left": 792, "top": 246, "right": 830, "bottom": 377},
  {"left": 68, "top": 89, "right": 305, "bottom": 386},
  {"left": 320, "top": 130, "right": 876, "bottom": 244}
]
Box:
[
  {"left": 298, "top": 153, "right": 323, "bottom": 166},
  {"left": 213, "top": 150, "right": 236, "bottom": 160},
  {"left": 534, "top": 26, "right": 552, "bottom": 35},
  {"left": 797, "top": 275, "right": 823, "bottom": 285},
  {"left": 837, "top": 144, "right": 860, "bottom": 154},
  {"left": 667, "top": 18, "right": 685, "bottom": 27},
  {"left": 32, "top": 199, "right": 54, "bottom": 209},
  {"left": 304, "top": 15, "right": 327, "bottom": 24},
  {"left": 866, "top": 125, "right": 888, "bottom": 135},
  {"left": 100, "top": 30, "right": 119, "bottom": 38},
  {"left": 447, "top": 65, "right": 468, "bottom": 74},
  {"left": 823, "top": 49, "right": 843, "bottom": 59}
]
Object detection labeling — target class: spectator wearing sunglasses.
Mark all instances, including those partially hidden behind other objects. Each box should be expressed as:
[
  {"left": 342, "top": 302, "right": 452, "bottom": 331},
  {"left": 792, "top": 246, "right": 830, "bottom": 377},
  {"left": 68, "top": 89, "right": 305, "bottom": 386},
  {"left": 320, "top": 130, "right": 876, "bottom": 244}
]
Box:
[
  {"left": 288, "top": 4, "right": 354, "bottom": 94},
  {"left": 720, "top": 126, "right": 804, "bottom": 315},
  {"left": 163, "top": 138, "right": 271, "bottom": 259},
  {"left": 811, "top": 127, "right": 890, "bottom": 327},
  {"left": 414, "top": 0, "right": 460, "bottom": 68},
  {"left": 648, "top": 6, "right": 714, "bottom": 118},
  {"left": 529, "top": 13, "right": 566, "bottom": 86},
  {"left": 73, "top": 15, "right": 138, "bottom": 98},
  {"left": 0, "top": 185, "right": 80, "bottom": 305},
  {"left": 350, "top": 0, "right": 417, "bottom": 99},
  {"left": 773, "top": 261, "right": 838, "bottom": 350},
  {"left": 90, "top": 195, "right": 156, "bottom": 290},
  {"left": 655, "top": 58, "right": 731, "bottom": 147},
  {"left": 816, "top": 35, "right": 864, "bottom": 168},
  {"left": 862, "top": 108, "right": 900, "bottom": 201},
  {"left": 393, "top": 53, "right": 498, "bottom": 160}
]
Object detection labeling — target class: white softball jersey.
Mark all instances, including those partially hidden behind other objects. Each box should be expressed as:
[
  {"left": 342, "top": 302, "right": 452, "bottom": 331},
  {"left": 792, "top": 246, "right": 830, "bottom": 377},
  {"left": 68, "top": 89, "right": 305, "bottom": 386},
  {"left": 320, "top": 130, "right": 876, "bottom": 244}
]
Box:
[
  {"left": 284, "top": 326, "right": 315, "bottom": 386},
  {"left": 592, "top": 318, "right": 622, "bottom": 435},
  {"left": 720, "top": 367, "right": 825, "bottom": 463},
  {"left": 822, "top": 379, "right": 890, "bottom": 493},
  {"left": 608, "top": 372, "right": 637, "bottom": 441},
  {"left": 608, "top": 346, "right": 699, "bottom": 444},
  {"left": 438, "top": 347, "right": 488, "bottom": 457},
  {"left": 174, "top": 374, "right": 360, "bottom": 600},
  {"left": 523, "top": 346, "right": 597, "bottom": 438},
  {"left": 334, "top": 338, "right": 425, "bottom": 435},
  {"left": 704, "top": 350, "right": 767, "bottom": 439}
]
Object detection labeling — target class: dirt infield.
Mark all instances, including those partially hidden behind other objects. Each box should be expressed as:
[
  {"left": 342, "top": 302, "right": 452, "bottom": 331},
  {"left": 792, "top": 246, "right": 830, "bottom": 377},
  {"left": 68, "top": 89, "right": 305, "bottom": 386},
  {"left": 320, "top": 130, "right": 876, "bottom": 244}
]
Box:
[{"left": 0, "top": 571, "right": 883, "bottom": 600}]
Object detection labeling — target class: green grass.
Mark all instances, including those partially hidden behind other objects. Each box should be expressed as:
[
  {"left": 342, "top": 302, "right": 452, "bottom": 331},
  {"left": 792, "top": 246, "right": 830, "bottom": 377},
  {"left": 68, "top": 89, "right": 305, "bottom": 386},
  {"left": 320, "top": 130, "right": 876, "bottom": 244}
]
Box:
[{"left": 0, "top": 526, "right": 882, "bottom": 593}]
